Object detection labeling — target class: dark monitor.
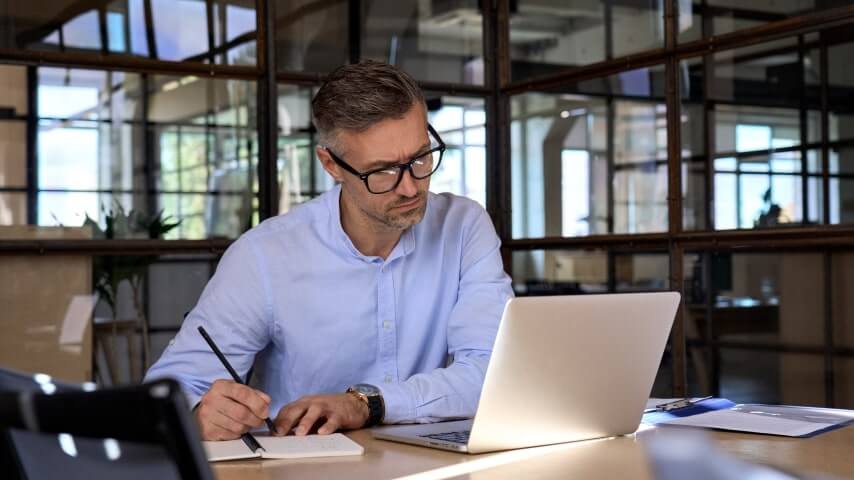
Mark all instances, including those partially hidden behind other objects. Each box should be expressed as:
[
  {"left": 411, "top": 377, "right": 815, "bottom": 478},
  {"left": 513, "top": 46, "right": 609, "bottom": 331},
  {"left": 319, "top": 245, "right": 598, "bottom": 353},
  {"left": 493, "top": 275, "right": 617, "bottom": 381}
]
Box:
[{"left": 0, "top": 368, "right": 213, "bottom": 480}]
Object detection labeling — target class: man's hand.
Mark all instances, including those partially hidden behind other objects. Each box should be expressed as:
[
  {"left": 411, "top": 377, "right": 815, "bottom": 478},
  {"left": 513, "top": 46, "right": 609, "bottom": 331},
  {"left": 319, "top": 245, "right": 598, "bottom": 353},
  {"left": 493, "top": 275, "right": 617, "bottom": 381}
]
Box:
[
  {"left": 195, "top": 379, "right": 272, "bottom": 441},
  {"left": 274, "top": 393, "right": 369, "bottom": 436}
]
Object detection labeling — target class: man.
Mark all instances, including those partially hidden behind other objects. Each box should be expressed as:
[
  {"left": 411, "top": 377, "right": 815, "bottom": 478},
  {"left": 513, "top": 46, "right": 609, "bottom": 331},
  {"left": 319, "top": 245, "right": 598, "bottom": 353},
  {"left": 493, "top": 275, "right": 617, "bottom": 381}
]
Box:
[{"left": 145, "top": 60, "right": 513, "bottom": 441}]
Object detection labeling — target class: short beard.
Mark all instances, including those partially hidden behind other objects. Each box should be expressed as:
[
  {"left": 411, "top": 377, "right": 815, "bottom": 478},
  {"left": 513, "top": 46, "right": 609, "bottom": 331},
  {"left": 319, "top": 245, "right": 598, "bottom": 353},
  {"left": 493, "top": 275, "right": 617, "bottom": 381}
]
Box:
[{"left": 367, "top": 192, "right": 427, "bottom": 231}]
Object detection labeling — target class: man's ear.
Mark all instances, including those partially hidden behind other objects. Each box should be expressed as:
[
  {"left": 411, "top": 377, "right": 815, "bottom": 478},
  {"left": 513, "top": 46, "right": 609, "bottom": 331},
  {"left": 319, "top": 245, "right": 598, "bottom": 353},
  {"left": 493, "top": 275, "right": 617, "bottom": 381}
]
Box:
[{"left": 316, "top": 146, "right": 343, "bottom": 183}]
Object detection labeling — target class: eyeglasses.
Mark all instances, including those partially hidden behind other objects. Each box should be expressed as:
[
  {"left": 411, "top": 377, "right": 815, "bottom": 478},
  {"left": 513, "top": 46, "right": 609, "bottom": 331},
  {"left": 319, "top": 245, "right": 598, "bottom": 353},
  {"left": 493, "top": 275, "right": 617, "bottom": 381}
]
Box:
[{"left": 325, "top": 124, "right": 446, "bottom": 194}]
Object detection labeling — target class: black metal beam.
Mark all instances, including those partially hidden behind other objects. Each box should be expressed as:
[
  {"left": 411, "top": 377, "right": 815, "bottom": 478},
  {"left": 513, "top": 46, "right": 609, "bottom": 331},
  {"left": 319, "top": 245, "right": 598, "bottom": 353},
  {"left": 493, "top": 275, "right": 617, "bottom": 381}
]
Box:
[
  {"left": 0, "top": 239, "right": 233, "bottom": 256},
  {"left": 25, "top": 66, "right": 37, "bottom": 225},
  {"left": 502, "top": 4, "right": 854, "bottom": 96},
  {"left": 505, "top": 224, "right": 854, "bottom": 251},
  {"left": 665, "top": 0, "right": 686, "bottom": 398},
  {"left": 0, "top": 48, "right": 261, "bottom": 80},
  {"left": 257, "top": 0, "right": 279, "bottom": 219},
  {"left": 484, "top": 0, "right": 510, "bottom": 246},
  {"left": 143, "top": 0, "right": 158, "bottom": 59},
  {"left": 348, "top": 0, "right": 361, "bottom": 63}
]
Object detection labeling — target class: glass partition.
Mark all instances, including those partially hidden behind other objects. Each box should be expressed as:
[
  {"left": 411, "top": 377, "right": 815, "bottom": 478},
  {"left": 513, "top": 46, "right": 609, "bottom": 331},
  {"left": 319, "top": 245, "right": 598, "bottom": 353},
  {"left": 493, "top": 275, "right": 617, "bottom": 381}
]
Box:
[
  {"left": 510, "top": 0, "right": 665, "bottom": 82},
  {"left": 0, "top": 0, "right": 257, "bottom": 65}
]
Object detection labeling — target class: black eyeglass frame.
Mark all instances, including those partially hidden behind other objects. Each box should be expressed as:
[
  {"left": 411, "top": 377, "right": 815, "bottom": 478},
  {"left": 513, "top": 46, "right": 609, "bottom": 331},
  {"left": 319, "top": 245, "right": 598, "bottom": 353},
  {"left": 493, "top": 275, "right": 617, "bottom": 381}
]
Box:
[{"left": 324, "top": 124, "right": 446, "bottom": 194}]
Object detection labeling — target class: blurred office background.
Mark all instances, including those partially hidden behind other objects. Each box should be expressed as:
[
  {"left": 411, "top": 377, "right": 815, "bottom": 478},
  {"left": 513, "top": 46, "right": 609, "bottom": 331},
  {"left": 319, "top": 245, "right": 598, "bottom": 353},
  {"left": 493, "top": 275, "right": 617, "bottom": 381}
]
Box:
[{"left": 0, "top": 0, "right": 853, "bottom": 408}]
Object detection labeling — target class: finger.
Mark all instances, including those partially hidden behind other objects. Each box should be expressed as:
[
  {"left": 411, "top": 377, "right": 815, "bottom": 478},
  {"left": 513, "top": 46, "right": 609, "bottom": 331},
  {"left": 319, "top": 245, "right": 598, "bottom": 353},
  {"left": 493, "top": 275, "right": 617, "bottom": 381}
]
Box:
[
  {"left": 200, "top": 422, "right": 239, "bottom": 441},
  {"left": 275, "top": 403, "right": 308, "bottom": 435},
  {"left": 295, "top": 405, "right": 324, "bottom": 436},
  {"left": 198, "top": 403, "right": 247, "bottom": 437},
  {"left": 210, "top": 413, "right": 249, "bottom": 437},
  {"left": 222, "top": 398, "right": 266, "bottom": 429},
  {"left": 317, "top": 415, "right": 341, "bottom": 435},
  {"left": 207, "top": 390, "right": 266, "bottom": 428},
  {"left": 220, "top": 382, "right": 271, "bottom": 419}
]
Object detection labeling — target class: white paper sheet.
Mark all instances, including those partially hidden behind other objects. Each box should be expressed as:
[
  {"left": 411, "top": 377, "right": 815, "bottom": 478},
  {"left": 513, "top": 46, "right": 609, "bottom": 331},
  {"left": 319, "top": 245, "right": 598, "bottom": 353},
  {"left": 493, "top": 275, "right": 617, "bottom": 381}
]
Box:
[{"left": 663, "top": 405, "right": 854, "bottom": 437}]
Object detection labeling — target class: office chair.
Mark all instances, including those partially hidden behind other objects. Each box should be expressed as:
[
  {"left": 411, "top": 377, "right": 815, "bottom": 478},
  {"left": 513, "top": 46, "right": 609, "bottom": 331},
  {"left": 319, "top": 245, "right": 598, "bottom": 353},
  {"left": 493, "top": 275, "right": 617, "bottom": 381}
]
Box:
[{"left": 0, "top": 368, "right": 213, "bottom": 480}]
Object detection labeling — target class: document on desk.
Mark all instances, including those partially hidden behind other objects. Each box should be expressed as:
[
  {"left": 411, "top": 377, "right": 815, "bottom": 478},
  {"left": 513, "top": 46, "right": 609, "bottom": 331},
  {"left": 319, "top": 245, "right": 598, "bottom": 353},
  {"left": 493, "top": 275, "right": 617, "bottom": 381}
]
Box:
[
  {"left": 662, "top": 404, "right": 854, "bottom": 437},
  {"left": 203, "top": 433, "right": 364, "bottom": 462}
]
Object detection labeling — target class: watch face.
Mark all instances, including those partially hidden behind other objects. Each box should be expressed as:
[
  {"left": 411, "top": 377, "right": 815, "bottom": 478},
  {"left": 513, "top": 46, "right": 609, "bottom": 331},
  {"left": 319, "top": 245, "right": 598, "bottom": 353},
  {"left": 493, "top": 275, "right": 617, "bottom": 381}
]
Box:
[{"left": 352, "top": 383, "right": 380, "bottom": 396}]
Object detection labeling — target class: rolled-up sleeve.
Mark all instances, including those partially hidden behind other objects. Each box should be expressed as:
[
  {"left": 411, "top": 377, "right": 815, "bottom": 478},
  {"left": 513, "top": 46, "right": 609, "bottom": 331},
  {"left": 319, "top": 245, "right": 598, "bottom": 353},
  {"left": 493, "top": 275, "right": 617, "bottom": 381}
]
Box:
[
  {"left": 144, "top": 236, "right": 273, "bottom": 407},
  {"left": 378, "top": 209, "right": 513, "bottom": 423}
]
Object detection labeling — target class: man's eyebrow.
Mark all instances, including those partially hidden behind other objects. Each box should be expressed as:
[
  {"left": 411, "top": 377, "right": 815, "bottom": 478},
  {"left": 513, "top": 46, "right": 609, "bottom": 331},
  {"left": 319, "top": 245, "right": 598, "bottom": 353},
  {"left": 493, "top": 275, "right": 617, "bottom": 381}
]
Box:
[{"left": 364, "top": 141, "right": 432, "bottom": 170}]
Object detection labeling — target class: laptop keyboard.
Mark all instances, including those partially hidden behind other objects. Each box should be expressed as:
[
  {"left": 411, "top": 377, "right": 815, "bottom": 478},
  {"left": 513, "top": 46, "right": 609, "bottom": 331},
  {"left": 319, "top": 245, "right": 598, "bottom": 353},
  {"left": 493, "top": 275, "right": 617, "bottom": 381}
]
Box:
[{"left": 419, "top": 430, "right": 470, "bottom": 444}]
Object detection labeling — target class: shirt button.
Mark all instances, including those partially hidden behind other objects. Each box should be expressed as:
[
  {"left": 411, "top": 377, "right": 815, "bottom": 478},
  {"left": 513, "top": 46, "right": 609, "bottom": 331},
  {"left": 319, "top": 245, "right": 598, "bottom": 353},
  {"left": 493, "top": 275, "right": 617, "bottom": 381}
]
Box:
[
  {"left": 383, "top": 321, "right": 391, "bottom": 329},
  {"left": 384, "top": 375, "right": 393, "bottom": 383}
]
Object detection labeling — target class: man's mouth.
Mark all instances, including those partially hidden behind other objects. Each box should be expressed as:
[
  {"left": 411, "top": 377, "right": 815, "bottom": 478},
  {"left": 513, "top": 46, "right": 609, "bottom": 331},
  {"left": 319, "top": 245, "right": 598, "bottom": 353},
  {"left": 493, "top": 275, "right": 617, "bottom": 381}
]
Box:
[{"left": 391, "top": 195, "right": 422, "bottom": 211}]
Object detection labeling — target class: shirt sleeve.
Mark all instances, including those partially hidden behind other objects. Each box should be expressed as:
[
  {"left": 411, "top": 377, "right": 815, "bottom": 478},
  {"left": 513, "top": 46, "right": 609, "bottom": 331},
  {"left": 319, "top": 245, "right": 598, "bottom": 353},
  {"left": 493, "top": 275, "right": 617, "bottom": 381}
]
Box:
[
  {"left": 377, "top": 208, "right": 513, "bottom": 423},
  {"left": 143, "top": 236, "right": 273, "bottom": 408}
]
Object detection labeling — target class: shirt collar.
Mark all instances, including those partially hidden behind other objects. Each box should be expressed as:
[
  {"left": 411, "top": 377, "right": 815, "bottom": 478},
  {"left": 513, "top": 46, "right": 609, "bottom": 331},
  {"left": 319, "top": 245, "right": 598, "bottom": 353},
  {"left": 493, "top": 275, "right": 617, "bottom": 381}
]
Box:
[{"left": 325, "top": 184, "right": 418, "bottom": 263}]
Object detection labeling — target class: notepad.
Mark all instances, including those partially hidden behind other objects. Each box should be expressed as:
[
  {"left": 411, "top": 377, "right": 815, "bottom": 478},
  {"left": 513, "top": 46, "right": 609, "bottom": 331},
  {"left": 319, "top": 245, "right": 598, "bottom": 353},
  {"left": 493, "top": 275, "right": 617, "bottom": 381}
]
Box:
[{"left": 203, "top": 433, "right": 364, "bottom": 462}]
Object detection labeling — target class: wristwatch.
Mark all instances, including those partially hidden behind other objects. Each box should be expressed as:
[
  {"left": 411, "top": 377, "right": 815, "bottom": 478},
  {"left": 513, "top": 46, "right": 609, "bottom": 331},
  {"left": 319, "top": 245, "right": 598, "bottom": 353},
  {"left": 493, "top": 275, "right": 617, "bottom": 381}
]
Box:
[{"left": 346, "top": 383, "right": 385, "bottom": 428}]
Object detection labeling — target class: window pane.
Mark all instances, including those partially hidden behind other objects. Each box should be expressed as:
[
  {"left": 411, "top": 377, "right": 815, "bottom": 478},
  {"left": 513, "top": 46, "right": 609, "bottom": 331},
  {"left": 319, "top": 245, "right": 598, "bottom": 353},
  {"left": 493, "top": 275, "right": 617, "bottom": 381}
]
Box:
[
  {"left": 23, "top": 67, "right": 257, "bottom": 239},
  {"left": 276, "top": 84, "right": 329, "bottom": 212},
  {"left": 710, "top": 38, "right": 800, "bottom": 105},
  {"left": 613, "top": 101, "right": 668, "bottom": 234},
  {"left": 428, "top": 96, "right": 486, "bottom": 207},
  {"left": 274, "top": 0, "right": 348, "bottom": 74},
  {"left": 714, "top": 105, "right": 801, "bottom": 154},
  {"left": 678, "top": 1, "right": 840, "bottom": 42},
  {"left": 63, "top": 11, "right": 101, "bottom": 50},
  {"left": 511, "top": 83, "right": 667, "bottom": 240},
  {"left": 511, "top": 250, "right": 669, "bottom": 296},
  {"left": 681, "top": 65, "right": 707, "bottom": 231},
  {"left": 554, "top": 65, "right": 667, "bottom": 99},
  {"left": 829, "top": 147, "right": 854, "bottom": 225},
  {"left": 682, "top": 44, "right": 824, "bottom": 231},
  {"left": 510, "top": 1, "right": 665, "bottom": 82},
  {"left": 717, "top": 350, "right": 826, "bottom": 406},
  {"left": 361, "top": 0, "right": 484, "bottom": 85},
  {"left": 829, "top": 38, "right": 854, "bottom": 143},
  {"left": 151, "top": 0, "right": 208, "bottom": 61},
  {"left": 37, "top": 191, "right": 100, "bottom": 226},
  {"left": 684, "top": 252, "right": 829, "bottom": 402},
  {"left": 511, "top": 93, "right": 609, "bottom": 239},
  {"left": 0, "top": 0, "right": 257, "bottom": 65}
]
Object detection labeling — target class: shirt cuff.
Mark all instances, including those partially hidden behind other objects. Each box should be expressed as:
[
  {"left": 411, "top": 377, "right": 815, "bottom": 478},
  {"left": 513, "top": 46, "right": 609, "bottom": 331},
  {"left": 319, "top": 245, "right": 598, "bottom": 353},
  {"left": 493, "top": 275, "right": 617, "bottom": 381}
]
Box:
[{"left": 376, "top": 381, "right": 415, "bottom": 424}]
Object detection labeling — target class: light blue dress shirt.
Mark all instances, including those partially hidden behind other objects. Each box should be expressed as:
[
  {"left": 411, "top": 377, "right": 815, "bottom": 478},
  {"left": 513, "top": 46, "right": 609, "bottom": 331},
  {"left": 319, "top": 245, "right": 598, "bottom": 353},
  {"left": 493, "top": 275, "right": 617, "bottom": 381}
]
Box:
[{"left": 145, "top": 185, "right": 513, "bottom": 423}]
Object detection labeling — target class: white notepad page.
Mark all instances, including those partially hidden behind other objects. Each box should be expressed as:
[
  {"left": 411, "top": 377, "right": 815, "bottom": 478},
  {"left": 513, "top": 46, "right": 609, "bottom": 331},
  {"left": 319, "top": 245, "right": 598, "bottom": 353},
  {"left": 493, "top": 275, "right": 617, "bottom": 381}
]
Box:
[
  {"left": 203, "top": 439, "right": 261, "bottom": 462},
  {"left": 203, "top": 433, "right": 364, "bottom": 462},
  {"left": 256, "top": 434, "right": 364, "bottom": 459}
]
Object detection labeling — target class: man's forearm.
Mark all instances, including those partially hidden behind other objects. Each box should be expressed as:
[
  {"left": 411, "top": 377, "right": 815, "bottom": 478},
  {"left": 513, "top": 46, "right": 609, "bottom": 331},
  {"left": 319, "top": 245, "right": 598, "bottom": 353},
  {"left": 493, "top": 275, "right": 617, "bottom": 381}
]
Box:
[{"left": 377, "top": 354, "right": 489, "bottom": 424}]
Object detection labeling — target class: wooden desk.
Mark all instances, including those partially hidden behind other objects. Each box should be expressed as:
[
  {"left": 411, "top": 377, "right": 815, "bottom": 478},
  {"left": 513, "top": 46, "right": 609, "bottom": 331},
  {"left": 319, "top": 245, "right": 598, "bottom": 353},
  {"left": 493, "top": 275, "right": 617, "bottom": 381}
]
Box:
[{"left": 213, "top": 425, "right": 854, "bottom": 479}]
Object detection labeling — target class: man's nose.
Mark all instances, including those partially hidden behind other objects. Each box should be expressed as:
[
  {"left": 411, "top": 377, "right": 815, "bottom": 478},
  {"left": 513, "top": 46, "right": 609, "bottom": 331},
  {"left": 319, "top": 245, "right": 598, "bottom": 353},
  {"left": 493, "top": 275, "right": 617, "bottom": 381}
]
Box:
[{"left": 394, "top": 167, "right": 419, "bottom": 197}]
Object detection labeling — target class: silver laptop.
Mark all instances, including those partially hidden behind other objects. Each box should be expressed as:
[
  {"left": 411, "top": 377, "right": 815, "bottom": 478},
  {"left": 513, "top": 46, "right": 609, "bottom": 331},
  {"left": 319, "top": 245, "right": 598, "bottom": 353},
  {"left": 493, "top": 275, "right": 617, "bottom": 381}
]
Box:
[{"left": 372, "top": 292, "right": 680, "bottom": 454}]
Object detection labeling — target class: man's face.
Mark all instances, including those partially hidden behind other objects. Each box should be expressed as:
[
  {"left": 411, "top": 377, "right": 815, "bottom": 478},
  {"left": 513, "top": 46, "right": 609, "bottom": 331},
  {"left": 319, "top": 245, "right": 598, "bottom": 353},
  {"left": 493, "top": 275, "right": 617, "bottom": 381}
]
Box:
[{"left": 321, "top": 104, "right": 432, "bottom": 232}]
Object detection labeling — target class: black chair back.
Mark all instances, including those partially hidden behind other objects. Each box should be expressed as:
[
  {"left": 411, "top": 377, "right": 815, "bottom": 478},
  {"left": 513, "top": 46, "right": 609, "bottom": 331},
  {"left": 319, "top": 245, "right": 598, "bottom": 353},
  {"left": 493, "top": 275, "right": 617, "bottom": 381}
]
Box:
[{"left": 0, "top": 368, "right": 213, "bottom": 480}]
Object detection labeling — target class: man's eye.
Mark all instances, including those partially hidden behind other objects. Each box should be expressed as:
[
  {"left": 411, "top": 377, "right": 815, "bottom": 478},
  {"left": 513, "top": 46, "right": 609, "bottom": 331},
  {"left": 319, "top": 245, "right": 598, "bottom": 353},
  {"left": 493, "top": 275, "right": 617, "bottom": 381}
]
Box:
[{"left": 378, "top": 168, "right": 398, "bottom": 176}]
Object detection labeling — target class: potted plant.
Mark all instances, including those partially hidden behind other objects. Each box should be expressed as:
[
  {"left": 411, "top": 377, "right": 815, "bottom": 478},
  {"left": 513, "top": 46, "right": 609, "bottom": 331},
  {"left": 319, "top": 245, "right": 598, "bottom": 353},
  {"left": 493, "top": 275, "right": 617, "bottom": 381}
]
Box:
[{"left": 84, "top": 202, "right": 180, "bottom": 383}]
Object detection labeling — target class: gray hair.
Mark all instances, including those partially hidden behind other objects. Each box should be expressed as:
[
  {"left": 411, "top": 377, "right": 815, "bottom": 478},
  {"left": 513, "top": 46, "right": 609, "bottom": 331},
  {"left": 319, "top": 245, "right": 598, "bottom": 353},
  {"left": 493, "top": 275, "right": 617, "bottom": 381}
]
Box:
[{"left": 311, "top": 60, "right": 426, "bottom": 153}]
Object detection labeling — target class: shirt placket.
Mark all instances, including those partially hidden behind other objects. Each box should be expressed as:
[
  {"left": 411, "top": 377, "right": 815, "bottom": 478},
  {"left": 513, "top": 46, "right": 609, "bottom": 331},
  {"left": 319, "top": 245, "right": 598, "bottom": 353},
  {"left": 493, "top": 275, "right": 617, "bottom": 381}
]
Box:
[{"left": 377, "top": 261, "right": 398, "bottom": 385}]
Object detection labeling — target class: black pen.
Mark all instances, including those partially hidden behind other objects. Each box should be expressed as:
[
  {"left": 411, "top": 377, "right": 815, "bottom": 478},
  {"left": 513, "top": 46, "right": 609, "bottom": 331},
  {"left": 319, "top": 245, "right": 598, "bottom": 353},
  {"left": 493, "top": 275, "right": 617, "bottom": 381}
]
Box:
[{"left": 197, "top": 325, "right": 278, "bottom": 435}]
